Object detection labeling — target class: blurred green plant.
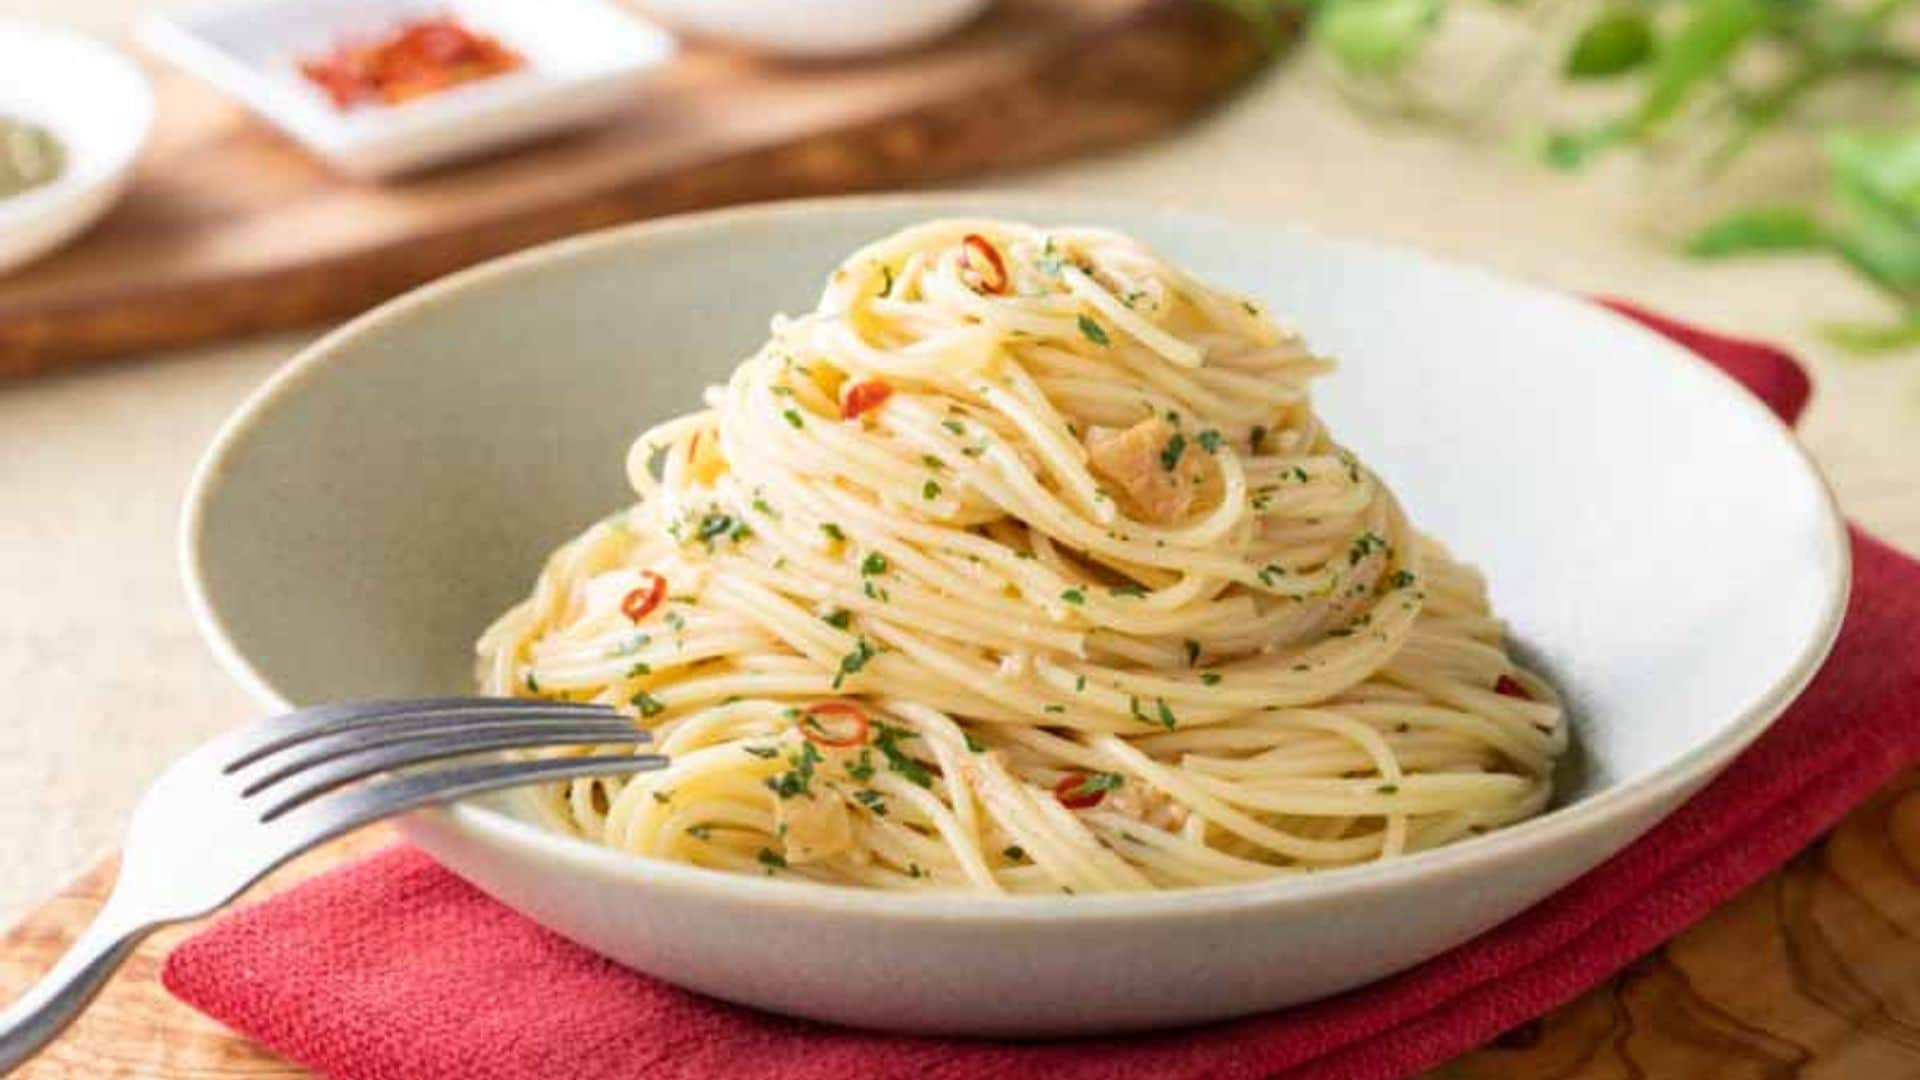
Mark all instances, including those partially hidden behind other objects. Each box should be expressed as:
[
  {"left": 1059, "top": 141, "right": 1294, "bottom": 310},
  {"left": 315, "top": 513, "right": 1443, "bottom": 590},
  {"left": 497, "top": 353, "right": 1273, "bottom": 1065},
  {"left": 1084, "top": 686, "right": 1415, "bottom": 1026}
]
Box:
[{"left": 1214, "top": 0, "right": 1920, "bottom": 352}]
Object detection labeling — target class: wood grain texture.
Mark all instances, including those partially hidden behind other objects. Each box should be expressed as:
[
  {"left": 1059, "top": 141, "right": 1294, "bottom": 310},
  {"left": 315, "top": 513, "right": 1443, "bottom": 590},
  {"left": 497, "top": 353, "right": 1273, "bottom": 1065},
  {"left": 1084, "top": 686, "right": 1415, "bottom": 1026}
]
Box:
[
  {"left": 0, "top": 0, "right": 1289, "bottom": 377},
  {"left": 4, "top": 771, "right": 1917, "bottom": 1078}
]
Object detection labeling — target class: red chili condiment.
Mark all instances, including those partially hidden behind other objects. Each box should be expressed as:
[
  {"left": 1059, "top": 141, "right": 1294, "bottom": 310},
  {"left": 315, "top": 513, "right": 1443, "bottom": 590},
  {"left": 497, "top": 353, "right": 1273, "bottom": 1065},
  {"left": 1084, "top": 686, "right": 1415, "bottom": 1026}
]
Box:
[
  {"left": 840, "top": 379, "right": 893, "bottom": 420},
  {"left": 1494, "top": 674, "right": 1531, "bottom": 700},
  {"left": 298, "top": 16, "right": 524, "bottom": 110},
  {"left": 620, "top": 571, "right": 667, "bottom": 623},
  {"left": 1053, "top": 772, "right": 1107, "bottom": 810},
  {"left": 961, "top": 234, "right": 1010, "bottom": 295},
  {"left": 800, "top": 702, "right": 871, "bottom": 748}
]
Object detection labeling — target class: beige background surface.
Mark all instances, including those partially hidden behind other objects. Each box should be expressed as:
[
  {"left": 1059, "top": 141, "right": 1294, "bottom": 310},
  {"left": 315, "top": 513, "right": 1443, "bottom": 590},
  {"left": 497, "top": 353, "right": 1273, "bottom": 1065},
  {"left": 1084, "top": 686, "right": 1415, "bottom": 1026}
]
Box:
[{"left": 3, "top": 1, "right": 1918, "bottom": 924}]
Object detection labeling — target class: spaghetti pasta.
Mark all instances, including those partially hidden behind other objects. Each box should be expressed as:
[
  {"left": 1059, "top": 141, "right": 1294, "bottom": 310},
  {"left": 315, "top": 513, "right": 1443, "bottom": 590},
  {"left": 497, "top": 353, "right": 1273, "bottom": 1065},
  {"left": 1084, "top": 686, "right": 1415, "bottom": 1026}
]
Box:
[{"left": 476, "top": 219, "right": 1566, "bottom": 894}]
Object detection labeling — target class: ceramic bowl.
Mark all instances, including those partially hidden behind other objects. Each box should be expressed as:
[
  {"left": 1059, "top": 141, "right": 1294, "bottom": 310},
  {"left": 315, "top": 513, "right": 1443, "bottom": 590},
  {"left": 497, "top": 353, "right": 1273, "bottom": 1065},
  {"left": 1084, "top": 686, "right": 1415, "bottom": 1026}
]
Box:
[
  {"left": 628, "top": 0, "right": 991, "bottom": 59},
  {"left": 0, "top": 19, "right": 153, "bottom": 275},
  {"left": 182, "top": 194, "right": 1849, "bottom": 1036}
]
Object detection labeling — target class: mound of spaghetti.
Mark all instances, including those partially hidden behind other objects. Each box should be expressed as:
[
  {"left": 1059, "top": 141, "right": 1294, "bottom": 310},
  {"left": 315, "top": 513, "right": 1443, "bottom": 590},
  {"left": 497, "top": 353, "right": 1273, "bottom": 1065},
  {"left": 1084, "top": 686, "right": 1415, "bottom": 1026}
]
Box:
[{"left": 477, "top": 219, "right": 1566, "bottom": 894}]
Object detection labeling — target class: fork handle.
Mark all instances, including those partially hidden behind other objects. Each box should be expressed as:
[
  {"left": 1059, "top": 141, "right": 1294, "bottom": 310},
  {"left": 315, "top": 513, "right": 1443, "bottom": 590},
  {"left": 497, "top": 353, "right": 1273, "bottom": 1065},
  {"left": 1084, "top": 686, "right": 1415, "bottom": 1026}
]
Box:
[{"left": 0, "top": 901, "right": 151, "bottom": 1075}]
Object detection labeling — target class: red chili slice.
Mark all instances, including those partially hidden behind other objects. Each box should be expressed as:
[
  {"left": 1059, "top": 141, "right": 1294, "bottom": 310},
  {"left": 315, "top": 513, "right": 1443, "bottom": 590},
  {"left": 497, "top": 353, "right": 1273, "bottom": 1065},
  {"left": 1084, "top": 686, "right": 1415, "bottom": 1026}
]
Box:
[
  {"left": 840, "top": 379, "right": 893, "bottom": 420},
  {"left": 620, "top": 571, "right": 667, "bottom": 623},
  {"left": 1494, "top": 674, "right": 1531, "bottom": 700},
  {"left": 800, "top": 702, "right": 871, "bottom": 748},
  {"left": 961, "top": 234, "right": 1010, "bottom": 295},
  {"left": 1053, "top": 772, "right": 1107, "bottom": 810}
]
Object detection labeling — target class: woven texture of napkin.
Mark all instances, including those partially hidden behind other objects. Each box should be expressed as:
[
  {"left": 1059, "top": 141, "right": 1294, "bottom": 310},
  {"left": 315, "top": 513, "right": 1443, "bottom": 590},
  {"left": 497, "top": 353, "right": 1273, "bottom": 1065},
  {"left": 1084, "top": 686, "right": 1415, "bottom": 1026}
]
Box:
[{"left": 162, "top": 304, "right": 1920, "bottom": 1080}]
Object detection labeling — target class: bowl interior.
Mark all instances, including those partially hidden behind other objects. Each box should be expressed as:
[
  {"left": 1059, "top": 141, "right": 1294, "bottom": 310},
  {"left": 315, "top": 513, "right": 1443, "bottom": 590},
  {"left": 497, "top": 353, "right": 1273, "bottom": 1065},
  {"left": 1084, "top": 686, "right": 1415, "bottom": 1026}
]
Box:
[{"left": 187, "top": 196, "right": 1847, "bottom": 832}]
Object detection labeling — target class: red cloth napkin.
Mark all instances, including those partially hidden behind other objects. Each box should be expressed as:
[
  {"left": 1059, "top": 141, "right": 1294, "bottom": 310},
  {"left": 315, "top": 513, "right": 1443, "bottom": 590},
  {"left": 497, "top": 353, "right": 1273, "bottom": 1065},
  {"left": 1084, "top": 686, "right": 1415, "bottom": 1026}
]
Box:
[{"left": 162, "top": 304, "right": 1920, "bottom": 1080}]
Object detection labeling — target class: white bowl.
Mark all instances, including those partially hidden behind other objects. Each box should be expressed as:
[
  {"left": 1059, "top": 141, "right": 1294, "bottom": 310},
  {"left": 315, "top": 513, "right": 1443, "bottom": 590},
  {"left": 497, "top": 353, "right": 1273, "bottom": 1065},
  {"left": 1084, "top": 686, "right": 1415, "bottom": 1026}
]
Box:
[
  {"left": 629, "top": 0, "right": 990, "bottom": 59},
  {"left": 0, "top": 19, "right": 153, "bottom": 275},
  {"left": 182, "top": 194, "right": 1849, "bottom": 1036},
  {"left": 139, "top": 0, "right": 675, "bottom": 179}
]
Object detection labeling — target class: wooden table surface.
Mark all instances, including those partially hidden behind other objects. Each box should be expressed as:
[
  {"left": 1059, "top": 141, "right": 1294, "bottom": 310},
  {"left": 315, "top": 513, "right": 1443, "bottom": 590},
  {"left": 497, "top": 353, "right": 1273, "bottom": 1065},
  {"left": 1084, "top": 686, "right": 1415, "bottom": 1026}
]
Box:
[{"left": 3, "top": 0, "right": 1918, "bottom": 1075}]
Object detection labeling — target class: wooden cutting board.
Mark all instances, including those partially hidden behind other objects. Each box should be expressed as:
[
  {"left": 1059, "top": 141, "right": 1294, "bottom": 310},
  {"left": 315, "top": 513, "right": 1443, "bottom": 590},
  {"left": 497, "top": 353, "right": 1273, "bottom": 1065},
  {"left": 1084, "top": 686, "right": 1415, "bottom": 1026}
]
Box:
[
  {"left": 5, "top": 767, "right": 1918, "bottom": 1078},
  {"left": 0, "top": 0, "right": 1290, "bottom": 378}
]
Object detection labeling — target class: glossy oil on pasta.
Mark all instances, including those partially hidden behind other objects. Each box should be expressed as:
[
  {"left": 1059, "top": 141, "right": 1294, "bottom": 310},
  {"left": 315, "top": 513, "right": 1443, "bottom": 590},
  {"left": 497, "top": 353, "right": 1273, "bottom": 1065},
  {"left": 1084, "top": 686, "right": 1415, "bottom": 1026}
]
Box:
[{"left": 477, "top": 219, "right": 1566, "bottom": 894}]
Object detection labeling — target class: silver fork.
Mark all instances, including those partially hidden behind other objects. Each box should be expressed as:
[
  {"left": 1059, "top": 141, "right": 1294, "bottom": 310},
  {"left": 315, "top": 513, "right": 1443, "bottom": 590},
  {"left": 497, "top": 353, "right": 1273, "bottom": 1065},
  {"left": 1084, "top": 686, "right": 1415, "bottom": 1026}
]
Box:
[{"left": 0, "top": 697, "right": 665, "bottom": 1074}]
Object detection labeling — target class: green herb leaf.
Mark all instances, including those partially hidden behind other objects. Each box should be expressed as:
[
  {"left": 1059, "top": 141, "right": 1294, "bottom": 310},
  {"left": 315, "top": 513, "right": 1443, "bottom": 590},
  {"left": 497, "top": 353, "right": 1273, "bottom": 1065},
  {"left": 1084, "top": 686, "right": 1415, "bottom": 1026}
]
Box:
[
  {"left": 1687, "top": 206, "right": 1828, "bottom": 258},
  {"left": 1313, "top": 0, "right": 1442, "bottom": 77},
  {"left": 1077, "top": 314, "right": 1111, "bottom": 347},
  {"left": 1631, "top": 0, "right": 1761, "bottom": 134},
  {"left": 630, "top": 691, "right": 666, "bottom": 718},
  {"left": 1565, "top": 9, "right": 1654, "bottom": 80}
]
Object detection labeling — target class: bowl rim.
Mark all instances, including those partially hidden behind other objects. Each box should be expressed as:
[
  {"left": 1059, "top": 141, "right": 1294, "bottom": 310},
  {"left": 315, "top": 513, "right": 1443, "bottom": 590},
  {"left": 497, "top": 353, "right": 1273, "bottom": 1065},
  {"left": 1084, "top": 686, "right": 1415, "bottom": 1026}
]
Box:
[
  {"left": 0, "top": 17, "right": 154, "bottom": 228},
  {"left": 181, "top": 191, "right": 1853, "bottom": 924}
]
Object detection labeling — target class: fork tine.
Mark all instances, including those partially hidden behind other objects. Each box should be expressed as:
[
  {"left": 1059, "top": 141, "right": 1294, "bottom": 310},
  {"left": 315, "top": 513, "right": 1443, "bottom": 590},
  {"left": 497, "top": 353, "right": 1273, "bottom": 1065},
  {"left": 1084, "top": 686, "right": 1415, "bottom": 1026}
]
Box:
[
  {"left": 252, "top": 727, "right": 646, "bottom": 819},
  {"left": 218, "top": 697, "right": 616, "bottom": 772},
  {"left": 272, "top": 754, "right": 669, "bottom": 850},
  {"left": 238, "top": 718, "right": 645, "bottom": 798}
]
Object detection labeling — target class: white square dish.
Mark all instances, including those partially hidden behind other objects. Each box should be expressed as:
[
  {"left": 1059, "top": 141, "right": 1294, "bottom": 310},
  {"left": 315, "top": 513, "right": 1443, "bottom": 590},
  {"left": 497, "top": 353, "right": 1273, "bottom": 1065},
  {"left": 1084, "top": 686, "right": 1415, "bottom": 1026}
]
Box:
[{"left": 138, "top": 0, "right": 676, "bottom": 179}]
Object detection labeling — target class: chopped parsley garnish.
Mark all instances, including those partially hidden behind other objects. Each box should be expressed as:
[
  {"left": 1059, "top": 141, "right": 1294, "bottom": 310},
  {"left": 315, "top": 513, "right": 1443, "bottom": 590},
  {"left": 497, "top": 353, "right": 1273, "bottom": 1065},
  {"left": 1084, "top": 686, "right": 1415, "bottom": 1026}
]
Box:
[
  {"left": 630, "top": 691, "right": 666, "bottom": 718},
  {"left": 923, "top": 480, "right": 942, "bottom": 501},
  {"left": 685, "top": 825, "right": 715, "bottom": 841},
  {"left": 921, "top": 454, "right": 945, "bottom": 470},
  {"left": 1249, "top": 425, "right": 1268, "bottom": 454},
  {"left": 607, "top": 634, "right": 650, "bottom": 657},
  {"left": 1075, "top": 674, "right": 1087, "bottom": 692},
  {"left": 1003, "top": 845, "right": 1026, "bottom": 861},
  {"left": 821, "top": 608, "right": 853, "bottom": 629},
  {"left": 880, "top": 265, "right": 895, "bottom": 296},
  {"left": 1037, "top": 238, "right": 1065, "bottom": 276},
  {"left": 1376, "top": 783, "right": 1400, "bottom": 795},
  {"left": 963, "top": 730, "right": 986, "bottom": 753},
  {"left": 626, "top": 661, "right": 652, "bottom": 677},
  {"left": 1196, "top": 429, "right": 1224, "bottom": 453},
  {"left": 1076, "top": 314, "right": 1110, "bottom": 347},
  {"left": 695, "top": 512, "right": 737, "bottom": 547},
  {"left": 651, "top": 790, "right": 673, "bottom": 804},
  {"left": 873, "top": 723, "right": 933, "bottom": 788},
  {"left": 765, "top": 742, "right": 823, "bottom": 799},
  {"left": 1108, "top": 582, "right": 1146, "bottom": 598},
  {"left": 820, "top": 522, "right": 846, "bottom": 543},
  {"left": 833, "top": 637, "right": 876, "bottom": 689},
  {"left": 756, "top": 848, "right": 788, "bottom": 871},
  {"left": 941, "top": 419, "right": 966, "bottom": 436},
  {"left": 782, "top": 409, "right": 805, "bottom": 430},
  {"left": 1348, "top": 531, "right": 1388, "bottom": 566},
  {"left": 907, "top": 863, "right": 926, "bottom": 879},
  {"left": 852, "top": 789, "right": 888, "bottom": 816},
  {"left": 1044, "top": 704, "right": 1066, "bottom": 714},
  {"left": 1131, "top": 696, "right": 1177, "bottom": 730},
  {"left": 1159, "top": 432, "right": 1187, "bottom": 472},
  {"left": 742, "top": 745, "right": 779, "bottom": 759},
  {"left": 860, "top": 552, "right": 889, "bottom": 576},
  {"left": 524, "top": 671, "right": 541, "bottom": 693},
  {"left": 1065, "top": 772, "right": 1126, "bottom": 799},
  {"left": 1183, "top": 639, "right": 1201, "bottom": 666},
  {"left": 1060, "top": 588, "right": 1086, "bottom": 605},
  {"left": 847, "top": 748, "right": 876, "bottom": 781},
  {"left": 644, "top": 443, "right": 669, "bottom": 482},
  {"left": 751, "top": 497, "right": 778, "bottom": 518},
  {"left": 1257, "top": 564, "right": 1288, "bottom": 588},
  {"left": 1201, "top": 672, "right": 1222, "bottom": 686},
  {"left": 1387, "top": 570, "right": 1418, "bottom": 589}
]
